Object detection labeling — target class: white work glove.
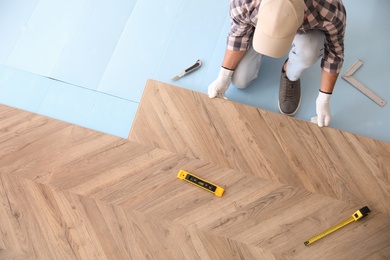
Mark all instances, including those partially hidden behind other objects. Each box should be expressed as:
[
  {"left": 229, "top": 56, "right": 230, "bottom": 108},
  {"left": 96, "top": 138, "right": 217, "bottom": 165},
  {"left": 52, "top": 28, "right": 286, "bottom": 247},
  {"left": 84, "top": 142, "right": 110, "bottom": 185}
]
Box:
[
  {"left": 311, "top": 91, "right": 332, "bottom": 127},
  {"left": 208, "top": 67, "right": 234, "bottom": 99}
]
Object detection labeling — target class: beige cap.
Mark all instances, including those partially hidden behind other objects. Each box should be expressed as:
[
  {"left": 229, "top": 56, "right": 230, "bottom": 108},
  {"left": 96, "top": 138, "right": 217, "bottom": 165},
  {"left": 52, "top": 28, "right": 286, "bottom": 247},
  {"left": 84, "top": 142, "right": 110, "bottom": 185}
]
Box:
[{"left": 253, "top": 0, "right": 305, "bottom": 58}]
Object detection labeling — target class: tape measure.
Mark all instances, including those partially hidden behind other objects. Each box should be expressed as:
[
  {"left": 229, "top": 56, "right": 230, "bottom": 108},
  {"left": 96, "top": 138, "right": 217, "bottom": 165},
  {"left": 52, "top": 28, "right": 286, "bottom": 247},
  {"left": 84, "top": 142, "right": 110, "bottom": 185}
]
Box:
[
  {"left": 304, "top": 206, "right": 371, "bottom": 246},
  {"left": 177, "top": 170, "right": 224, "bottom": 197}
]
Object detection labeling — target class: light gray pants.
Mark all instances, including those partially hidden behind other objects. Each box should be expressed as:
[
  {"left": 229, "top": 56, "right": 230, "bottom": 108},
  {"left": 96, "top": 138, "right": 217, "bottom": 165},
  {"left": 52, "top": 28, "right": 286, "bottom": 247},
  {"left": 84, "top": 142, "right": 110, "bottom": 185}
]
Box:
[{"left": 232, "top": 30, "right": 325, "bottom": 89}]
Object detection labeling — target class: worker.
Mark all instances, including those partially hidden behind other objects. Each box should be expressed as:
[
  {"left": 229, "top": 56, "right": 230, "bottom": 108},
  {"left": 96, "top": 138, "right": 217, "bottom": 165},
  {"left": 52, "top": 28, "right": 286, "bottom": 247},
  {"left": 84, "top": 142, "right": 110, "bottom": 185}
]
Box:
[{"left": 208, "top": 0, "right": 346, "bottom": 127}]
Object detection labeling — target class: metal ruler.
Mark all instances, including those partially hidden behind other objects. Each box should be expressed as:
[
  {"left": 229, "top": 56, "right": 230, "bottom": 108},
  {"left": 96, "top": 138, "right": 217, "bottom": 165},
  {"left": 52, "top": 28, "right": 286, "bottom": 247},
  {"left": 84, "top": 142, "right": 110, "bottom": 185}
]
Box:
[{"left": 342, "top": 59, "right": 386, "bottom": 107}]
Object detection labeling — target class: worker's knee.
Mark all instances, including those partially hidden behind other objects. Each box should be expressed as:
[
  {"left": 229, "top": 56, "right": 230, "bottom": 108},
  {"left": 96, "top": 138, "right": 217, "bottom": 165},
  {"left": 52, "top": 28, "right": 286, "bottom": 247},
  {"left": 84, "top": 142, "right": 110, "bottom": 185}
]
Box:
[
  {"left": 291, "top": 30, "right": 325, "bottom": 66},
  {"left": 232, "top": 77, "right": 251, "bottom": 89},
  {"left": 232, "top": 74, "right": 258, "bottom": 89}
]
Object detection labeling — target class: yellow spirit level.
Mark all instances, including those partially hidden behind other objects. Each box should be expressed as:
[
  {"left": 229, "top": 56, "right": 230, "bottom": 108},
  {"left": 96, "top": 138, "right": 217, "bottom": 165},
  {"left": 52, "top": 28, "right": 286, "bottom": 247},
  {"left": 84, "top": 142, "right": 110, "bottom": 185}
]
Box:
[
  {"left": 304, "top": 206, "right": 371, "bottom": 246},
  {"left": 177, "top": 170, "right": 224, "bottom": 197}
]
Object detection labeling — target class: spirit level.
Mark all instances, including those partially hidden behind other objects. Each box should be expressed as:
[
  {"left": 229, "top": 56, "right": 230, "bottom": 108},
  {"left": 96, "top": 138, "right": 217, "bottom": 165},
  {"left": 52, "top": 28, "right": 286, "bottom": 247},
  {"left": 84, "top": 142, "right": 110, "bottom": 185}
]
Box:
[
  {"left": 304, "top": 206, "right": 371, "bottom": 246},
  {"left": 177, "top": 170, "right": 224, "bottom": 197}
]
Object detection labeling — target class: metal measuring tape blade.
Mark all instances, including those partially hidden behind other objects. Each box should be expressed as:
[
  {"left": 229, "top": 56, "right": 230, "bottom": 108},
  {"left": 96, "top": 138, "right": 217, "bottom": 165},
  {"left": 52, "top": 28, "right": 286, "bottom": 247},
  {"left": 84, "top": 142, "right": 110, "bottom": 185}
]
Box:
[
  {"left": 342, "top": 60, "right": 386, "bottom": 107},
  {"left": 304, "top": 206, "right": 371, "bottom": 246}
]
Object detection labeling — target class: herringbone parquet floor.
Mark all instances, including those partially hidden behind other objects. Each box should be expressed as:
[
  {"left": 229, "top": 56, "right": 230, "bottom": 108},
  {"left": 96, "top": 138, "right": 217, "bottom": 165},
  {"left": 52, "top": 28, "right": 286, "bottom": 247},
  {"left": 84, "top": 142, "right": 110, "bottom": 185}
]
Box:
[{"left": 1, "top": 80, "right": 389, "bottom": 259}]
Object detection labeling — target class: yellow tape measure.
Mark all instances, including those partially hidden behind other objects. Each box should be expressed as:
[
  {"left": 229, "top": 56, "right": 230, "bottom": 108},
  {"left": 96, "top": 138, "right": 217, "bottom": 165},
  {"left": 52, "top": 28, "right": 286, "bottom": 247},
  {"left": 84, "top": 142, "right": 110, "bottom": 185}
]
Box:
[
  {"left": 177, "top": 170, "right": 224, "bottom": 197},
  {"left": 304, "top": 206, "right": 371, "bottom": 246}
]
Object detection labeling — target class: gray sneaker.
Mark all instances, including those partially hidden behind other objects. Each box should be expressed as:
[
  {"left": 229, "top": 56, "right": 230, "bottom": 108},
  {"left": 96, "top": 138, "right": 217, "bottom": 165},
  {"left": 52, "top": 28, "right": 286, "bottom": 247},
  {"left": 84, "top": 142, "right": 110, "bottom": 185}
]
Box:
[{"left": 278, "top": 67, "right": 301, "bottom": 116}]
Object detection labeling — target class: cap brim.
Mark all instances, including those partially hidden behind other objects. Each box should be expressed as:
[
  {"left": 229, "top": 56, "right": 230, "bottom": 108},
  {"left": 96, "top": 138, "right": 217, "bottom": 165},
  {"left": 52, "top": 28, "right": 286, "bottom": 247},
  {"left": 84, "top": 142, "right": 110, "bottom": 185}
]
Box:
[{"left": 253, "top": 28, "right": 295, "bottom": 58}]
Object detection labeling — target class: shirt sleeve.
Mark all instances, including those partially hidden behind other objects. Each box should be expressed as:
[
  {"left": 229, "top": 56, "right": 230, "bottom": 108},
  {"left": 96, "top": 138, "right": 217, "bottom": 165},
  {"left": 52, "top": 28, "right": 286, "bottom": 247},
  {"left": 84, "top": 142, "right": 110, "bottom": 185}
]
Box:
[
  {"left": 227, "top": 2, "right": 255, "bottom": 51},
  {"left": 321, "top": 5, "right": 346, "bottom": 74}
]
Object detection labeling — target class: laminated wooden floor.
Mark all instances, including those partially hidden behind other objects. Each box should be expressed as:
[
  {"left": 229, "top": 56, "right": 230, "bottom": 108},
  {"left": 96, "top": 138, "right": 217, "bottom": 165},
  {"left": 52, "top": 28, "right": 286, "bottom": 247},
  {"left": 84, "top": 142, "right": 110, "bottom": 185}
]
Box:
[{"left": 1, "top": 80, "right": 390, "bottom": 259}]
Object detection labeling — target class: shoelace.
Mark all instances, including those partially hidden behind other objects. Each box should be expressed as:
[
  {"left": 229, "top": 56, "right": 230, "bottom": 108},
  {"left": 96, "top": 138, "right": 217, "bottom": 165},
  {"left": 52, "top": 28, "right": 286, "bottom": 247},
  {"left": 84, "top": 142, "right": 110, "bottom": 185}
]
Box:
[{"left": 282, "top": 77, "right": 296, "bottom": 102}]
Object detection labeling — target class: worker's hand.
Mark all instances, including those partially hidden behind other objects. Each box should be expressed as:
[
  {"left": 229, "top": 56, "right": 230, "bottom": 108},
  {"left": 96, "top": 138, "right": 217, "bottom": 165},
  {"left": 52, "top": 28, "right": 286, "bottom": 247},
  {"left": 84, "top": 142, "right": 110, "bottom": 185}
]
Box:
[
  {"left": 208, "top": 67, "right": 234, "bottom": 99},
  {"left": 311, "top": 91, "right": 332, "bottom": 127}
]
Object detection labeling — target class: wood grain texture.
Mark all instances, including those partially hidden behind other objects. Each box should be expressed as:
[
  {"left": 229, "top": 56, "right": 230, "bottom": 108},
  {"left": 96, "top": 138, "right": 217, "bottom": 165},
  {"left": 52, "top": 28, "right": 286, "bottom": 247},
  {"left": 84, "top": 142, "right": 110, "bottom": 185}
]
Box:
[
  {"left": 1, "top": 77, "right": 390, "bottom": 260},
  {"left": 129, "top": 80, "right": 390, "bottom": 216}
]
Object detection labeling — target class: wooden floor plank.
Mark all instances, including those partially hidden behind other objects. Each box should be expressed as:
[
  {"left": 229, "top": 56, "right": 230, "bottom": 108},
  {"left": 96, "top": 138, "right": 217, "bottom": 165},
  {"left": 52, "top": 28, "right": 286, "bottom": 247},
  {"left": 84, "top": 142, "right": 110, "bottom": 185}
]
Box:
[
  {"left": 3, "top": 164, "right": 388, "bottom": 260},
  {"left": 0, "top": 249, "right": 31, "bottom": 260},
  {"left": 1, "top": 170, "right": 292, "bottom": 260},
  {"left": 129, "top": 80, "right": 390, "bottom": 215},
  {"left": 2, "top": 156, "right": 390, "bottom": 259}
]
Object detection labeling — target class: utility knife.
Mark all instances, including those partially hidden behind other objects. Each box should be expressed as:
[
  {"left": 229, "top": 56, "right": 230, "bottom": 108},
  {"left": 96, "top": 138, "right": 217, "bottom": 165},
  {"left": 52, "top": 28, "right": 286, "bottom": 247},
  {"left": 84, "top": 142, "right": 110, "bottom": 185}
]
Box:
[{"left": 172, "top": 59, "right": 202, "bottom": 80}]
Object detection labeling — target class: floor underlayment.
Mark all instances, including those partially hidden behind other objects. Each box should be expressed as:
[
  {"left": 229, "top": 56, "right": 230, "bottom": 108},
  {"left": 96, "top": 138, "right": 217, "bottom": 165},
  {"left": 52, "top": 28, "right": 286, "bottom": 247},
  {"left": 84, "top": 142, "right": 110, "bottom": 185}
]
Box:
[{"left": 0, "top": 0, "right": 389, "bottom": 142}]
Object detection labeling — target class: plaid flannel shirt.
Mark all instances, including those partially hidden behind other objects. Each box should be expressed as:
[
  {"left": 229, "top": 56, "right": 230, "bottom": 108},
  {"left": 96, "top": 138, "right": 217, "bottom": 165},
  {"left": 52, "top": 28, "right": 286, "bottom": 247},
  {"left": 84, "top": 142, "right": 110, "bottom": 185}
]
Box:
[{"left": 228, "top": 0, "right": 346, "bottom": 74}]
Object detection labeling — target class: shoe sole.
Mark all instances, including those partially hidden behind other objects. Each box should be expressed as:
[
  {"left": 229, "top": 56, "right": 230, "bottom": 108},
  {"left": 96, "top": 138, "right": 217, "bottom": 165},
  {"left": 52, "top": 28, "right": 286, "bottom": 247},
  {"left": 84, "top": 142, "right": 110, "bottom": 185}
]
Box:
[{"left": 277, "top": 97, "right": 301, "bottom": 116}]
